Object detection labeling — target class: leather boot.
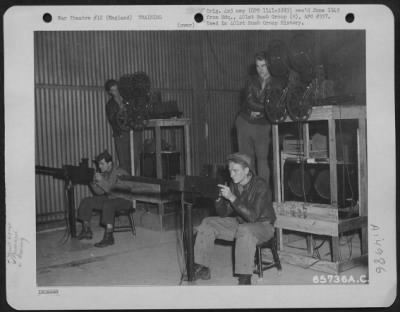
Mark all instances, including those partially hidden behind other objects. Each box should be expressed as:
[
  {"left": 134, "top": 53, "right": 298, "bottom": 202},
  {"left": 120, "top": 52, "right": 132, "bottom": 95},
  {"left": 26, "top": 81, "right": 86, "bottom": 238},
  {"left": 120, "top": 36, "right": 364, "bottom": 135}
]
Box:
[
  {"left": 193, "top": 263, "right": 211, "bottom": 280},
  {"left": 77, "top": 224, "right": 93, "bottom": 240},
  {"left": 94, "top": 231, "right": 115, "bottom": 248},
  {"left": 238, "top": 274, "right": 252, "bottom": 285}
]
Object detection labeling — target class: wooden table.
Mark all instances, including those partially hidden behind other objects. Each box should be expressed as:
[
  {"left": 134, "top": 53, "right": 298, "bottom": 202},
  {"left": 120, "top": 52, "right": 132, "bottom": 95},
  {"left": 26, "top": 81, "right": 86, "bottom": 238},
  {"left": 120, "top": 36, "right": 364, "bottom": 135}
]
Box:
[
  {"left": 128, "top": 118, "right": 192, "bottom": 230},
  {"left": 130, "top": 118, "right": 192, "bottom": 178}
]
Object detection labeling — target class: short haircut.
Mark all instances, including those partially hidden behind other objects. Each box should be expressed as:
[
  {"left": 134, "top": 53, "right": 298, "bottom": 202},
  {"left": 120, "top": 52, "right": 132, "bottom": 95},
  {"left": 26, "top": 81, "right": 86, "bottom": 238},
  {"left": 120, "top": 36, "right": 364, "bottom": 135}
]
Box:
[
  {"left": 227, "top": 153, "right": 254, "bottom": 174},
  {"left": 254, "top": 51, "right": 270, "bottom": 64},
  {"left": 104, "top": 79, "right": 118, "bottom": 92},
  {"left": 228, "top": 159, "right": 248, "bottom": 170},
  {"left": 95, "top": 150, "right": 113, "bottom": 163}
]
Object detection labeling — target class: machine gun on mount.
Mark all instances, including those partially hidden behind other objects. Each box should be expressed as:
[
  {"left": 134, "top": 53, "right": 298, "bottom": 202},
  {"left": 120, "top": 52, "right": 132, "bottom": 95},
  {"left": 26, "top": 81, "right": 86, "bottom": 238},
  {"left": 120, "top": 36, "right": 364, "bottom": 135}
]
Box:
[
  {"left": 36, "top": 158, "right": 95, "bottom": 186},
  {"left": 36, "top": 159, "right": 95, "bottom": 239}
]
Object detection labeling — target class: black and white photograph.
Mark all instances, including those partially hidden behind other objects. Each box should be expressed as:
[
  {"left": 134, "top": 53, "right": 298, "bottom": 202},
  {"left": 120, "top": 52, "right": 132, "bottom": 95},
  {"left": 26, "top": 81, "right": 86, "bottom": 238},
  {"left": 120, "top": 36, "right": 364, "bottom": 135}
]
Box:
[{"left": 4, "top": 4, "right": 396, "bottom": 310}]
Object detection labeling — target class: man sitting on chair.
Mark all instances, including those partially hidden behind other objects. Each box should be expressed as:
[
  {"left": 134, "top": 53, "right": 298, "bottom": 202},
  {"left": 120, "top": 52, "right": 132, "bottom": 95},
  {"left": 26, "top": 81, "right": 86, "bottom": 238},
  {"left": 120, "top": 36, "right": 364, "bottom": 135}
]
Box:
[
  {"left": 193, "top": 153, "right": 276, "bottom": 285},
  {"left": 77, "top": 150, "right": 131, "bottom": 248}
]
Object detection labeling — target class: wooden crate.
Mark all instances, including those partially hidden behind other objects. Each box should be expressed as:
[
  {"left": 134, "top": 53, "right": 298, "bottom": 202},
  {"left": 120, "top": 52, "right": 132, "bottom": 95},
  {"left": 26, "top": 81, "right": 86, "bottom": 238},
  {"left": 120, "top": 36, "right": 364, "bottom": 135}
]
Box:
[
  {"left": 274, "top": 201, "right": 338, "bottom": 222},
  {"left": 133, "top": 205, "right": 209, "bottom": 232}
]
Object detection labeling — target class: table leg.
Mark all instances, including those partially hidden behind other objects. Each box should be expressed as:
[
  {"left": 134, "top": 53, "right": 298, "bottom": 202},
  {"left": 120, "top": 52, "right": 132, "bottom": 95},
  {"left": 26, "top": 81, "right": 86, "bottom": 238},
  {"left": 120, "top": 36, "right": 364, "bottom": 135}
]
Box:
[
  {"left": 67, "top": 183, "right": 76, "bottom": 238},
  {"left": 277, "top": 228, "right": 283, "bottom": 251},
  {"left": 155, "top": 126, "right": 162, "bottom": 179},
  {"left": 306, "top": 234, "right": 314, "bottom": 255},
  {"left": 184, "top": 124, "right": 192, "bottom": 175},
  {"left": 330, "top": 236, "right": 340, "bottom": 262},
  {"left": 185, "top": 203, "right": 194, "bottom": 282},
  {"left": 361, "top": 228, "right": 368, "bottom": 255}
]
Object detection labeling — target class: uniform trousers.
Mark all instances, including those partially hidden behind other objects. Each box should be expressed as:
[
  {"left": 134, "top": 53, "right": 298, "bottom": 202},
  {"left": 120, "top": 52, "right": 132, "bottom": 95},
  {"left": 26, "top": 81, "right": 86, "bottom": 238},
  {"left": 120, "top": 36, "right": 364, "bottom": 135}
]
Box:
[
  {"left": 77, "top": 196, "right": 131, "bottom": 226},
  {"left": 235, "top": 114, "right": 271, "bottom": 185},
  {"left": 194, "top": 216, "right": 274, "bottom": 275},
  {"left": 115, "top": 130, "right": 143, "bottom": 176},
  {"left": 114, "top": 131, "right": 132, "bottom": 175}
]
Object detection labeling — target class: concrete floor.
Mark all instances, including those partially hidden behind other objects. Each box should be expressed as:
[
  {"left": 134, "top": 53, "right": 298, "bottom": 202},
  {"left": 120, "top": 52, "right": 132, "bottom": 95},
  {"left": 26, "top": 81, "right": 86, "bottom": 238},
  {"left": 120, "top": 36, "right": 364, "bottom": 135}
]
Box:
[{"left": 37, "top": 219, "right": 368, "bottom": 287}]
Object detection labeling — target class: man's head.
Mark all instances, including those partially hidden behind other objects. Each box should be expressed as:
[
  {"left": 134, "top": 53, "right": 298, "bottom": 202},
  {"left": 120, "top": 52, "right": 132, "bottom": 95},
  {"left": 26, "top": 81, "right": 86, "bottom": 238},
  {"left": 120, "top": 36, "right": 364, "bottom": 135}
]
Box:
[
  {"left": 226, "top": 153, "right": 254, "bottom": 185},
  {"left": 104, "top": 79, "right": 119, "bottom": 98},
  {"left": 254, "top": 51, "right": 271, "bottom": 80},
  {"left": 95, "top": 150, "right": 113, "bottom": 173}
]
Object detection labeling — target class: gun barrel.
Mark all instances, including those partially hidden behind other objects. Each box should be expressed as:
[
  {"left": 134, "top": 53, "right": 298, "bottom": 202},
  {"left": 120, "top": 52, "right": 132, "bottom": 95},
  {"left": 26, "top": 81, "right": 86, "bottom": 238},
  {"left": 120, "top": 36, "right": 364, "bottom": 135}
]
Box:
[{"left": 35, "top": 165, "right": 65, "bottom": 179}]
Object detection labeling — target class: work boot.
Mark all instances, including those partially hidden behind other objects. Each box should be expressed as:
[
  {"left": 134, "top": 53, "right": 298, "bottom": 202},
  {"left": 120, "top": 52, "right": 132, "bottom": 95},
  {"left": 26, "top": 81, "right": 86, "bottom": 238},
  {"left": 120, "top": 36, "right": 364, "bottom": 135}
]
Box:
[
  {"left": 94, "top": 231, "right": 115, "bottom": 248},
  {"left": 238, "top": 274, "right": 252, "bottom": 285},
  {"left": 77, "top": 227, "right": 93, "bottom": 240},
  {"left": 193, "top": 263, "right": 211, "bottom": 280}
]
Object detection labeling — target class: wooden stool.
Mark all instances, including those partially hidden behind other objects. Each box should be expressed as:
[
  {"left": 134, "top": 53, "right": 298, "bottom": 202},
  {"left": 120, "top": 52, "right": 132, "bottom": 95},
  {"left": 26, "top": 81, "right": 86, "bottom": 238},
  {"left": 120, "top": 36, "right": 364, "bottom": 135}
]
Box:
[
  {"left": 254, "top": 234, "right": 282, "bottom": 278},
  {"left": 113, "top": 206, "right": 136, "bottom": 236}
]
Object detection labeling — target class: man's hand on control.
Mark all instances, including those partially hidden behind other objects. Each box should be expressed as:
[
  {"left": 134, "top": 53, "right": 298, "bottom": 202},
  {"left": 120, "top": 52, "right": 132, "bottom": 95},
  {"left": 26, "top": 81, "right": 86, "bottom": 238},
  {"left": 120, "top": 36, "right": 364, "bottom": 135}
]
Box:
[
  {"left": 218, "top": 184, "right": 236, "bottom": 203},
  {"left": 94, "top": 172, "right": 103, "bottom": 183}
]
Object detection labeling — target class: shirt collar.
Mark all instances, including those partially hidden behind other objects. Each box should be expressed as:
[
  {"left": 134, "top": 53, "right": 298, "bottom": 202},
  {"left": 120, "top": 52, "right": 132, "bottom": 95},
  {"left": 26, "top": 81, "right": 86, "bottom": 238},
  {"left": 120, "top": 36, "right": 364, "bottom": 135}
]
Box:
[{"left": 235, "top": 175, "right": 253, "bottom": 192}]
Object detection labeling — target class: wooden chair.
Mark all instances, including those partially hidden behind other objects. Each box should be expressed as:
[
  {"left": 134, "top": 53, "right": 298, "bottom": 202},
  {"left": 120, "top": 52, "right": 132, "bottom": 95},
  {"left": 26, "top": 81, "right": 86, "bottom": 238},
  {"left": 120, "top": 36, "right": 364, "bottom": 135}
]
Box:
[
  {"left": 254, "top": 230, "right": 282, "bottom": 278},
  {"left": 113, "top": 206, "right": 136, "bottom": 236}
]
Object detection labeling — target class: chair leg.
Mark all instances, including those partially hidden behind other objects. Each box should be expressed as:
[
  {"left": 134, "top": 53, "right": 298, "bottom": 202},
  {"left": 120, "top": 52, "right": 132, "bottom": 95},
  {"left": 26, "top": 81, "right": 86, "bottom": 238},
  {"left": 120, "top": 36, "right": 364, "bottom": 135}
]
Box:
[
  {"left": 113, "top": 216, "right": 118, "bottom": 229},
  {"left": 271, "top": 239, "right": 282, "bottom": 271},
  {"left": 128, "top": 212, "right": 136, "bottom": 236},
  {"left": 257, "top": 246, "right": 263, "bottom": 278},
  {"left": 254, "top": 249, "right": 258, "bottom": 274}
]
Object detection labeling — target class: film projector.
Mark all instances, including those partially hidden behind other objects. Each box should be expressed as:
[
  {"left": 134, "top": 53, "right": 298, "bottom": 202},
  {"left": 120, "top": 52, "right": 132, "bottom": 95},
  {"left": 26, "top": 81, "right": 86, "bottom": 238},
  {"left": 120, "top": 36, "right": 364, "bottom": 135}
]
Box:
[{"left": 265, "top": 34, "right": 317, "bottom": 123}]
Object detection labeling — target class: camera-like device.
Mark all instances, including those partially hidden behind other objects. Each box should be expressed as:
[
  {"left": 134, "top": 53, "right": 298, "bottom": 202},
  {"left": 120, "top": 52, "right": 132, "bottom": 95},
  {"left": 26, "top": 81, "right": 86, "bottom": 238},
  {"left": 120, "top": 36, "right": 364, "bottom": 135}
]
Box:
[{"left": 64, "top": 158, "right": 95, "bottom": 185}]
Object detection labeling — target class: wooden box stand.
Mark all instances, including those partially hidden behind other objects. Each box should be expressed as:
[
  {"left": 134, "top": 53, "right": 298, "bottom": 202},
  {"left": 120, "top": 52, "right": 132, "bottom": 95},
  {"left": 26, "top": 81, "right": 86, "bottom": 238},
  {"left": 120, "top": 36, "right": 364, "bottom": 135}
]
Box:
[
  {"left": 129, "top": 118, "right": 192, "bottom": 231},
  {"left": 272, "top": 105, "right": 368, "bottom": 273}
]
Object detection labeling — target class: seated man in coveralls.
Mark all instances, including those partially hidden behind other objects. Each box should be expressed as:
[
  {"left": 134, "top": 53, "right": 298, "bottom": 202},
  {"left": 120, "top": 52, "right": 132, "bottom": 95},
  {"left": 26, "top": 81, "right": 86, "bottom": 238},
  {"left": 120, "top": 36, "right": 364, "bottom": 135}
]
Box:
[
  {"left": 193, "top": 153, "right": 276, "bottom": 285},
  {"left": 77, "top": 150, "right": 131, "bottom": 248}
]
